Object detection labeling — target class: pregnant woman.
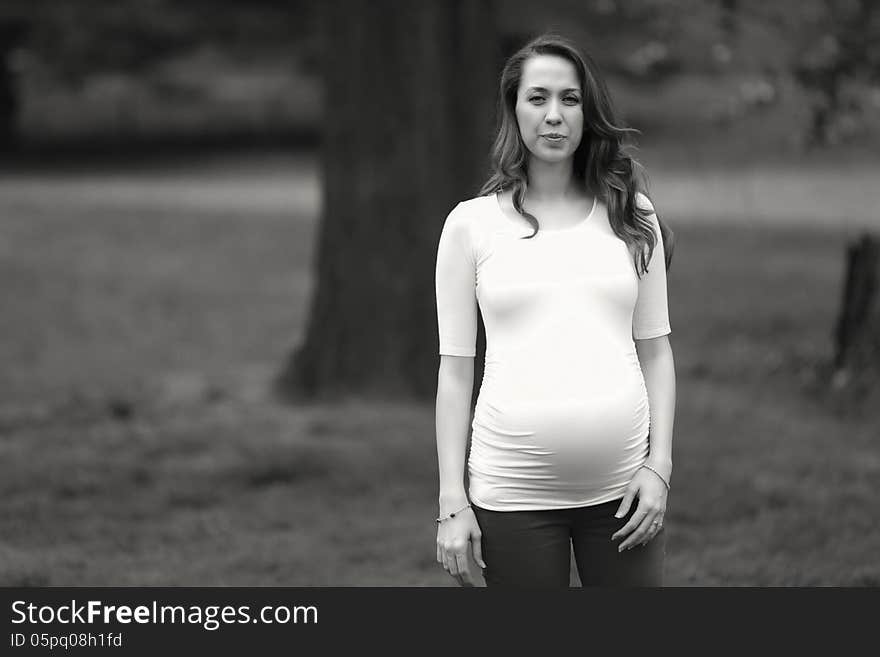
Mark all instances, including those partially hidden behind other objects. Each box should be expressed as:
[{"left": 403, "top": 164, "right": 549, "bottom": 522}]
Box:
[{"left": 434, "top": 33, "right": 677, "bottom": 588}]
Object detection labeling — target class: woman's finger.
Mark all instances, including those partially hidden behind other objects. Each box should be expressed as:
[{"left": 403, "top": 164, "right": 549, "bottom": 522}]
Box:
[
  {"left": 449, "top": 554, "right": 467, "bottom": 586},
  {"left": 471, "top": 535, "right": 487, "bottom": 570},
  {"left": 619, "top": 511, "right": 659, "bottom": 551},
  {"left": 611, "top": 503, "right": 649, "bottom": 542},
  {"left": 640, "top": 515, "right": 665, "bottom": 546},
  {"left": 614, "top": 487, "right": 637, "bottom": 519},
  {"left": 447, "top": 549, "right": 461, "bottom": 577},
  {"left": 455, "top": 554, "right": 475, "bottom": 587},
  {"left": 640, "top": 524, "right": 658, "bottom": 546}
]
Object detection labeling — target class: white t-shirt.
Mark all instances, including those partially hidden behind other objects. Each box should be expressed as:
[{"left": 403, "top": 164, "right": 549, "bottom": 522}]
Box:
[{"left": 435, "top": 191, "right": 671, "bottom": 511}]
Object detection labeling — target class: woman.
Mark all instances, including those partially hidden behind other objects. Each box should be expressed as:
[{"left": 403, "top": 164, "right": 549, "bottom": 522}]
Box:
[{"left": 434, "top": 33, "right": 676, "bottom": 588}]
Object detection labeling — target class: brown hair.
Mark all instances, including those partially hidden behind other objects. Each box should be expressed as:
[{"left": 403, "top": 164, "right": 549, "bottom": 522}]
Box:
[{"left": 478, "top": 32, "right": 660, "bottom": 276}]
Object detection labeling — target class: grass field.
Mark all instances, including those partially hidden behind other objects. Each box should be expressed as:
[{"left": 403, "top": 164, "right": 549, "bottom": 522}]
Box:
[{"left": 1, "top": 151, "right": 878, "bottom": 586}]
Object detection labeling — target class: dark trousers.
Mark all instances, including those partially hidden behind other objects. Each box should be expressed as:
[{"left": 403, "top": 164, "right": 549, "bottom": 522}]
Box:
[{"left": 472, "top": 497, "right": 666, "bottom": 588}]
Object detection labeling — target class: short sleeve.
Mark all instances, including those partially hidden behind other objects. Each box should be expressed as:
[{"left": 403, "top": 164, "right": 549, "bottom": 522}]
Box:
[
  {"left": 435, "top": 203, "right": 478, "bottom": 357},
  {"left": 632, "top": 193, "right": 672, "bottom": 340}
]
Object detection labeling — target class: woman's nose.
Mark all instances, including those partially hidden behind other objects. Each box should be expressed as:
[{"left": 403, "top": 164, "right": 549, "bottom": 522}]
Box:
[{"left": 545, "top": 100, "right": 562, "bottom": 123}]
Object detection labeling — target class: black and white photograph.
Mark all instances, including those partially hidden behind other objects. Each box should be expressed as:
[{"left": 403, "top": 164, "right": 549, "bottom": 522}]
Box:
[{"left": 1, "top": 0, "right": 878, "bottom": 592}]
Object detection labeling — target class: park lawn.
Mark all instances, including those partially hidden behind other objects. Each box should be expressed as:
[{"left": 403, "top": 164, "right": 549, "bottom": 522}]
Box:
[{"left": 0, "top": 156, "right": 878, "bottom": 586}]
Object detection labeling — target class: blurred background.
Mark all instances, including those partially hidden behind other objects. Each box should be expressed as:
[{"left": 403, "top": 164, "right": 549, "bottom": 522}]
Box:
[{"left": 1, "top": 0, "right": 878, "bottom": 586}]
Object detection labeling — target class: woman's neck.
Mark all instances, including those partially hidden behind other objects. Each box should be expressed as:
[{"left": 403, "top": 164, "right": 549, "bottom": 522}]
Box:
[{"left": 525, "top": 157, "right": 580, "bottom": 201}]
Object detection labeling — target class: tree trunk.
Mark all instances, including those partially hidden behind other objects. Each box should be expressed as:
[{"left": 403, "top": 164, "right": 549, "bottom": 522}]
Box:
[
  {"left": 0, "top": 20, "right": 27, "bottom": 153},
  {"left": 831, "top": 232, "right": 880, "bottom": 399},
  {"left": 277, "top": 0, "right": 500, "bottom": 401}
]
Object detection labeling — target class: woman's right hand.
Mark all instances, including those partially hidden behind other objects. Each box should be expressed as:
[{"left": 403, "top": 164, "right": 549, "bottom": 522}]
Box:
[{"left": 436, "top": 508, "right": 486, "bottom": 587}]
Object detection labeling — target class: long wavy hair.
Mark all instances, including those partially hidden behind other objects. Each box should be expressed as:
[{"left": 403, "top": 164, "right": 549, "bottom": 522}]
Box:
[{"left": 478, "top": 33, "right": 660, "bottom": 276}]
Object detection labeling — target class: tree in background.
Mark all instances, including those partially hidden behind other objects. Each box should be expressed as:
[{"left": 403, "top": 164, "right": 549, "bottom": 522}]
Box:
[
  {"left": 0, "top": 0, "right": 316, "bottom": 78},
  {"left": 0, "top": 0, "right": 318, "bottom": 146},
  {"left": 277, "top": 0, "right": 500, "bottom": 401},
  {"left": 0, "top": 18, "right": 28, "bottom": 151},
  {"left": 277, "top": 1, "right": 683, "bottom": 402},
  {"left": 791, "top": 0, "right": 880, "bottom": 147},
  {"left": 722, "top": 0, "right": 880, "bottom": 147}
]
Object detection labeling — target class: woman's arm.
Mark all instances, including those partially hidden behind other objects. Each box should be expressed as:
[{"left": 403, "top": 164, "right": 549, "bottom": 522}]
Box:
[
  {"left": 435, "top": 354, "right": 485, "bottom": 585},
  {"left": 435, "top": 354, "right": 475, "bottom": 513},
  {"left": 612, "top": 333, "right": 676, "bottom": 550},
  {"left": 635, "top": 334, "right": 676, "bottom": 483},
  {"left": 434, "top": 202, "right": 484, "bottom": 584}
]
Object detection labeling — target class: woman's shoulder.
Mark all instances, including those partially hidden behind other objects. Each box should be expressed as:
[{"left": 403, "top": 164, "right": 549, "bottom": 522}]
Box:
[
  {"left": 455, "top": 193, "right": 498, "bottom": 214},
  {"left": 441, "top": 193, "right": 505, "bottom": 260},
  {"left": 443, "top": 194, "right": 499, "bottom": 232},
  {"left": 635, "top": 191, "right": 656, "bottom": 214},
  {"left": 633, "top": 191, "right": 663, "bottom": 245}
]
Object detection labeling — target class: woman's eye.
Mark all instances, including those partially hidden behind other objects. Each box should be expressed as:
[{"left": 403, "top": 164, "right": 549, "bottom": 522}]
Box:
[{"left": 528, "top": 95, "right": 579, "bottom": 104}]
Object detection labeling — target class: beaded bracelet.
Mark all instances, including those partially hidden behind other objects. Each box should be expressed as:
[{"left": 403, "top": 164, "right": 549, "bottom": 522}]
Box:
[
  {"left": 436, "top": 503, "right": 472, "bottom": 524},
  {"left": 639, "top": 464, "right": 671, "bottom": 491}
]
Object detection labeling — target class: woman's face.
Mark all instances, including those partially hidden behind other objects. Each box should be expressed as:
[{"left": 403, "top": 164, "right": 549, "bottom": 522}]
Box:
[{"left": 515, "top": 54, "right": 584, "bottom": 165}]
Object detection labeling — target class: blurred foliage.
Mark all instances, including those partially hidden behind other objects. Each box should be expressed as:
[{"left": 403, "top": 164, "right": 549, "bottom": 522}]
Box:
[
  {"left": 1, "top": 0, "right": 877, "bottom": 148},
  {"left": 790, "top": 0, "right": 880, "bottom": 146},
  {"left": 717, "top": 0, "right": 880, "bottom": 145},
  {"left": 504, "top": 0, "right": 879, "bottom": 145},
  {"left": 0, "top": 0, "right": 318, "bottom": 82}
]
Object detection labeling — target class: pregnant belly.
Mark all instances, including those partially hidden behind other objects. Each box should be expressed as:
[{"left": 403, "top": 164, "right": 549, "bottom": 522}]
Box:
[
  {"left": 473, "top": 384, "right": 649, "bottom": 486},
  {"left": 473, "top": 339, "right": 651, "bottom": 485}
]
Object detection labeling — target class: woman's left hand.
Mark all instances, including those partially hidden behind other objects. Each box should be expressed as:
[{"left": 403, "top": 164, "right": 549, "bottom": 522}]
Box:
[{"left": 611, "top": 466, "right": 668, "bottom": 551}]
